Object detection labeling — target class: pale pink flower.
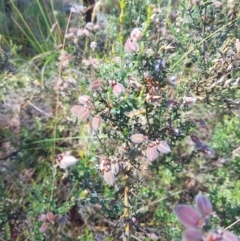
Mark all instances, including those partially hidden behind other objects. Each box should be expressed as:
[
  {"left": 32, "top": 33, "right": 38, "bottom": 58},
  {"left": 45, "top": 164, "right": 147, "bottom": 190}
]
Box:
[
  {"left": 40, "top": 222, "right": 48, "bottom": 233},
  {"left": 124, "top": 38, "right": 139, "bottom": 53},
  {"left": 91, "top": 115, "right": 102, "bottom": 131},
  {"left": 56, "top": 153, "right": 78, "bottom": 169},
  {"left": 109, "top": 81, "right": 126, "bottom": 96},
  {"left": 183, "top": 227, "right": 203, "bottom": 241},
  {"left": 100, "top": 159, "right": 116, "bottom": 186},
  {"left": 155, "top": 140, "right": 171, "bottom": 154},
  {"left": 78, "top": 95, "right": 92, "bottom": 106},
  {"left": 39, "top": 211, "right": 59, "bottom": 233},
  {"left": 195, "top": 194, "right": 212, "bottom": 221},
  {"left": 89, "top": 79, "right": 103, "bottom": 91},
  {"left": 71, "top": 105, "right": 91, "bottom": 120},
  {"left": 130, "top": 28, "right": 143, "bottom": 41},
  {"left": 146, "top": 143, "right": 159, "bottom": 161},
  {"left": 130, "top": 133, "right": 147, "bottom": 144},
  {"left": 205, "top": 230, "right": 239, "bottom": 241},
  {"left": 175, "top": 194, "right": 238, "bottom": 241},
  {"left": 103, "top": 170, "right": 116, "bottom": 186},
  {"left": 174, "top": 204, "right": 202, "bottom": 228}
]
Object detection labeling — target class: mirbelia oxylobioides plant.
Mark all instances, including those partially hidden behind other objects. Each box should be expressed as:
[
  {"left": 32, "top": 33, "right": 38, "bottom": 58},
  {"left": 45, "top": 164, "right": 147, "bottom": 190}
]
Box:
[{"left": 65, "top": 23, "right": 215, "bottom": 239}]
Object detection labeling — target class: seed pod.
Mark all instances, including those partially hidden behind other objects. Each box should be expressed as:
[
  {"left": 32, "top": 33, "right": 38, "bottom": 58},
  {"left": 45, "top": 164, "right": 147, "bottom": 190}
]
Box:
[
  {"left": 71, "top": 105, "right": 91, "bottom": 120},
  {"left": 146, "top": 144, "right": 159, "bottom": 161},
  {"left": 130, "top": 133, "right": 146, "bottom": 144},
  {"left": 91, "top": 115, "right": 102, "bottom": 131},
  {"left": 89, "top": 79, "right": 102, "bottom": 91},
  {"left": 156, "top": 141, "right": 171, "bottom": 154}
]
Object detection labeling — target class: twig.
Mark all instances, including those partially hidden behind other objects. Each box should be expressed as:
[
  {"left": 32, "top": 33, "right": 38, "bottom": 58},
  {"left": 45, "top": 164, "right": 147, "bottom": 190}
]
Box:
[{"left": 223, "top": 218, "right": 240, "bottom": 231}]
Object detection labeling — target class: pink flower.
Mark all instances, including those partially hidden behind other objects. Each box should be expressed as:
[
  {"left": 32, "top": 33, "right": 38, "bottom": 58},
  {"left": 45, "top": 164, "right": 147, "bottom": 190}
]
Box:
[
  {"left": 78, "top": 95, "right": 92, "bottom": 106},
  {"left": 100, "top": 159, "right": 116, "bottom": 186},
  {"left": 91, "top": 115, "right": 102, "bottom": 131},
  {"left": 124, "top": 38, "right": 139, "bottom": 53},
  {"left": 146, "top": 143, "right": 159, "bottom": 161},
  {"left": 155, "top": 140, "right": 171, "bottom": 154},
  {"left": 56, "top": 153, "right": 78, "bottom": 169},
  {"left": 130, "top": 133, "right": 147, "bottom": 144},
  {"left": 71, "top": 105, "right": 91, "bottom": 121},
  {"left": 205, "top": 230, "right": 239, "bottom": 241},
  {"left": 39, "top": 211, "right": 59, "bottom": 233},
  {"left": 89, "top": 79, "right": 103, "bottom": 91},
  {"left": 109, "top": 81, "right": 126, "bottom": 96},
  {"left": 183, "top": 227, "right": 203, "bottom": 241},
  {"left": 174, "top": 205, "right": 202, "bottom": 228},
  {"left": 130, "top": 28, "right": 143, "bottom": 41},
  {"left": 195, "top": 194, "right": 212, "bottom": 218},
  {"left": 175, "top": 194, "right": 238, "bottom": 241}
]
